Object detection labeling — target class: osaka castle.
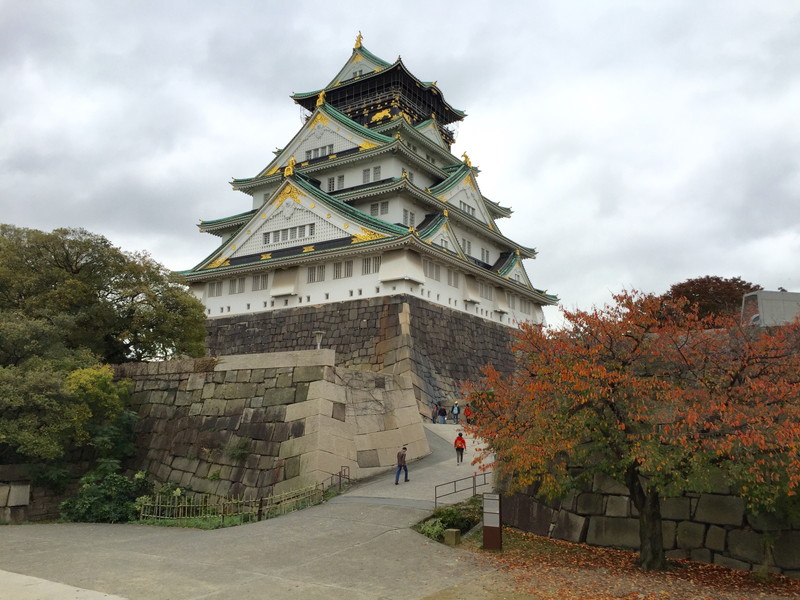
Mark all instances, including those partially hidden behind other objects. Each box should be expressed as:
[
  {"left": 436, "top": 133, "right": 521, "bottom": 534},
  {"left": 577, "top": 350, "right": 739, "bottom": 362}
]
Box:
[{"left": 184, "top": 35, "right": 557, "bottom": 327}]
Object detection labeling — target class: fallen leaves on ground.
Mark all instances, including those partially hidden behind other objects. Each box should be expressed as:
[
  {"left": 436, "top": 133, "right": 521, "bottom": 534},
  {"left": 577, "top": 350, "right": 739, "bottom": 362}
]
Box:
[{"left": 463, "top": 528, "right": 800, "bottom": 599}]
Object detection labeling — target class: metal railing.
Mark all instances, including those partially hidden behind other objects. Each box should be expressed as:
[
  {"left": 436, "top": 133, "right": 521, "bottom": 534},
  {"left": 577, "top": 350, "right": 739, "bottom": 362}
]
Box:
[{"left": 434, "top": 469, "right": 494, "bottom": 508}]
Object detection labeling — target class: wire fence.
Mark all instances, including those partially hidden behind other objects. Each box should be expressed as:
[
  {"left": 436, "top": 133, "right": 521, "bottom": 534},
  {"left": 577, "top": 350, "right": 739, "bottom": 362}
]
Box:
[{"left": 138, "top": 466, "right": 352, "bottom": 525}]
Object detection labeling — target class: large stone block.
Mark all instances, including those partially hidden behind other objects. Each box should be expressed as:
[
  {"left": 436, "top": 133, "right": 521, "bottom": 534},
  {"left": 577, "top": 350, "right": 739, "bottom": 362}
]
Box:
[
  {"left": 606, "top": 495, "right": 630, "bottom": 518},
  {"left": 263, "top": 387, "right": 297, "bottom": 407},
  {"left": 694, "top": 494, "right": 745, "bottom": 526},
  {"left": 676, "top": 521, "right": 706, "bottom": 549},
  {"left": 714, "top": 554, "right": 751, "bottom": 572},
  {"left": 331, "top": 402, "right": 346, "bottom": 422},
  {"left": 552, "top": 505, "right": 589, "bottom": 542},
  {"left": 661, "top": 497, "right": 691, "bottom": 520},
  {"left": 773, "top": 531, "right": 800, "bottom": 570},
  {"left": 705, "top": 525, "right": 726, "bottom": 551},
  {"left": 0, "top": 484, "right": 9, "bottom": 506},
  {"left": 576, "top": 492, "right": 605, "bottom": 515},
  {"left": 593, "top": 473, "right": 628, "bottom": 495},
  {"left": 586, "top": 516, "right": 639, "bottom": 549},
  {"left": 727, "top": 529, "right": 766, "bottom": 564},
  {"left": 7, "top": 483, "right": 30, "bottom": 507},
  {"left": 662, "top": 520, "right": 676, "bottom": 550},
  {"left": 747, "top": 512, "right": 787, "bottom": 532},
  {"left": 293, "top": 365, "right": 325, "bottom": 383},
  {"left": 521, "top": 502, "right": 554, "bottom": 537}
]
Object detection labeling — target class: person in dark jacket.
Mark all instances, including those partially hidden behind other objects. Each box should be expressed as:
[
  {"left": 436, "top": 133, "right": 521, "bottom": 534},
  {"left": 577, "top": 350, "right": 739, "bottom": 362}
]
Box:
[
  {"left": 438, "top": 405, "right": 447, "bottom": 424},
  {"left": 395, "top": 446, "right": 409, "bottom": 484}
]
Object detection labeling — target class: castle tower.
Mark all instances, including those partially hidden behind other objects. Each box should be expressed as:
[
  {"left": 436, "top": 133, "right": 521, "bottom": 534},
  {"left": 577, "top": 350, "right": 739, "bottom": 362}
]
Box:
[{"left": 183, "top": 36, "right": 557, "bottom": 328}]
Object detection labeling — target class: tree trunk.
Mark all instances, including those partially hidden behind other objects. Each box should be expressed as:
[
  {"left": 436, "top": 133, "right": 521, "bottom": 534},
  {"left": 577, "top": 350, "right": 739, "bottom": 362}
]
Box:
[{"left": 626, "top": 466, "right": 668, "bottom": 571}]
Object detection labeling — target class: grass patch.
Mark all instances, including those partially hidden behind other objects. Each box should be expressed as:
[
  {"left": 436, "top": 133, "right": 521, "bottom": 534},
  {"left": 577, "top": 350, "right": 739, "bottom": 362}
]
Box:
[
  {"left": 138, "top": 514, "right": 258, "bottom": 529},
  {"left": 415, "top": 495, "right": 483, "bottom": 542}
]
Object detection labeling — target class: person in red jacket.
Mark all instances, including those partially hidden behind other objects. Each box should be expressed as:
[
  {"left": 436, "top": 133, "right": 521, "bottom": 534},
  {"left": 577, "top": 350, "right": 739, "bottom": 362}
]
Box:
[{"left": 454, "top": 432, "right": 467, "bottom": 464}]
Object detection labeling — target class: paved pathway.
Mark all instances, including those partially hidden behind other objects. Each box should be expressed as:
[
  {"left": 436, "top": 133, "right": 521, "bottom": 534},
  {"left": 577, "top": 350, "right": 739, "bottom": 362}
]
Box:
[{"left": 0, "top": 423, "right": 495, "bottom": 600}]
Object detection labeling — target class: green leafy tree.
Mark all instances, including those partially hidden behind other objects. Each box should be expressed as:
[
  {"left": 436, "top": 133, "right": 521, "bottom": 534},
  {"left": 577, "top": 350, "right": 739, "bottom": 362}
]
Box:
[
  {"left": 466, "top": 291, "right": 800, "bottom": 571},
  {"left": 0, "top": 224, "right": 206, "bottom": 475},
  {"left": 0, "top": 225, "right": 207, "bottom": 362},
  {"left": 665, "top": 275, "right": 761, "bottom": 320}
]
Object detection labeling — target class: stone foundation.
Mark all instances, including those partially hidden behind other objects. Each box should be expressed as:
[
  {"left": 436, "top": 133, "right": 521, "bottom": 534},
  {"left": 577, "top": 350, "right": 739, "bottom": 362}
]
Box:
[
  {"left": 503, "top": 474, "right": 800, "bottom": 578},
  {"left": 116, "top": 350, "right": 429, "bottom": 499},
  {"left": 204, "top": 295, "right": 516, "bottom": 415}
]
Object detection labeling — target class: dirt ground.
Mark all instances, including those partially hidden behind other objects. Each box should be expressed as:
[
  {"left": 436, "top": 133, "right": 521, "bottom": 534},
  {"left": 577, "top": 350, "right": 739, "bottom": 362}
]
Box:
[{"left": 422, "top": 528, "right": 800, "bottom": 600}]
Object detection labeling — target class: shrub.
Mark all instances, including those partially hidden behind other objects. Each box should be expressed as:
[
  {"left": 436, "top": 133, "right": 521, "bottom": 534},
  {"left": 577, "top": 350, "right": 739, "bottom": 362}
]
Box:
[
  {"left": 60, "top": 460, "right": 151, "bottom": 523},
  {"left": 432, "top": 495, "right": 483, "bottom": 533},
  {"left": 417, "top": 518, "right": 446, "bottom": 541}
]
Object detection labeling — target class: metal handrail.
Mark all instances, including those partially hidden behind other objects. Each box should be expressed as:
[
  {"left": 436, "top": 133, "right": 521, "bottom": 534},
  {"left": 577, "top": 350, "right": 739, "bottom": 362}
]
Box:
[{"left": 434, "top": 469, "right": 494, "bottom": 508}]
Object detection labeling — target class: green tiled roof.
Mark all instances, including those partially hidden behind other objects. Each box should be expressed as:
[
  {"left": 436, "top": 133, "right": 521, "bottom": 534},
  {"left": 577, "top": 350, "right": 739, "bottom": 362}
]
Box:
[{"left": 199, "top": 209, "right": 256, "bottom": 228}]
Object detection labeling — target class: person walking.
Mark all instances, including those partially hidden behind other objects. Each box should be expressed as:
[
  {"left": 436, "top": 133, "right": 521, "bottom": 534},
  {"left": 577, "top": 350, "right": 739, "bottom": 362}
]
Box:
[
  {"left": 451, "top": 401, "right": 461, "bottom": 425},
  {"left": 454, "top": 432, "right": 467, "bottom": 464},
  {"left": 431, "top": 403, "right": 439, "bottom": 424},
  {"left": 438, "top": 405, "right": 447, "bottom": 424},
  {"left": 463, "top": 403, "right": 473, "bottom": 425},
  {"left": 395, "top": 446, "right": 409, "bottom": 484}
]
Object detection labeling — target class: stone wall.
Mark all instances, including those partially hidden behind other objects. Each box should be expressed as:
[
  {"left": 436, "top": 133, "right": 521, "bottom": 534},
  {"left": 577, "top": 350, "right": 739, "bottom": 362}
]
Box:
[
  {"left": 205, "top": 294, "right": 516, "bottom": 413},
  {"left": 502, "top": 474, "right": 800, "bottom": 577},
  {"left": 0, "top": 464, "right": 83, "bottom": 523},
  {"left": 116, "top": 350, "right": 429, "bottom": 499}
]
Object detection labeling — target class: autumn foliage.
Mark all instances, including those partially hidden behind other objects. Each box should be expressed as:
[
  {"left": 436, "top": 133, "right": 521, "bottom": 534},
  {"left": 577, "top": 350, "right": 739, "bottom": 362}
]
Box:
[{"left": 465, "top": 291, "right": 800, "bottom": 570}]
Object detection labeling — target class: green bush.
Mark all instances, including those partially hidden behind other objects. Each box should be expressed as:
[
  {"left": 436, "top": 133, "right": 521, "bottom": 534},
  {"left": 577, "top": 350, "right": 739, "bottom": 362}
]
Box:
[
  {"left": 416, "top": 496, "right": 484, "bottom": 541},
  {"left": 417, "top": 517, "right": 446, "bottom": 541},
  {"left": 432, "top": 495, "right": 483, "bottom": 533},
  {"left": 60, "top": 460, "right": 152, "bottom": 523}
]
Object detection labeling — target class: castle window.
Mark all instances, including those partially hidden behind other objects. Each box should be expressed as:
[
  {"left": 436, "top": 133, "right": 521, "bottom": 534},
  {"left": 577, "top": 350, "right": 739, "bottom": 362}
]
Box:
[
  {"left": 423, "top": 259, "right": 440, "bottom": 281},
  {"left": 462, "top": 238, "right": 472, "bottom": 255},
  {"left": 370, "top": 201, "right": 389, "bottom": 217},
  {"left": 333, "top": 260, "right": 353, "bottom": 279},
  {"left": 207, "top": 281, "right": 223, "bottom": 297},
  {"left": 402, "top": 209, "right": 416, "bottom": 227},
  {"left": 481, "top": 248, "right": 490, "bottom": 264},
  {"left": 337, "top": 175, "right": 344, "bottom": 189},
  {"left": 440, "top": 238, "right": 449, "bottom": 250},
  {"left": 478, "top": 281, "right": 494, "bottom": 301},
  {"left": 305, "top": 150, "right": 312, "bottom": 161},
  {"left": 507, "top": 293, "right": 517, "bottom": 310},
  {"left": 252, "top": 273, "right": 269, "bottom": 291},
  {"left": 228, "top": 278, "right": 245, "bottom": 294},
  {"left": 307, "top": 265, "right": 326, "bottom": 283},
  {"left": 353, "top": 69, "right": 363, "bottom": 77},
  {"left": 312, "top": 148, "right": 319, "bottom": 159},
  {"left": 459, "top": 201, "right": 476, "bottom": 217},
  {"left": 362, "top": 168, "right": 371, "bottom": 184},
  {"left": 447, "top": 270, "right": 459, "bottom": 288},
  {"left": 266, "top": 223, "right": 316, "bottom": 245},
  {"left": 373, "top": 166, "right": 381, "bottom": 180},
  {"left": 328, "top": 177, "right": 335, "bottom": 192},
  {"left": 362, "top": 256, "right": 381, "bottom": 275}
]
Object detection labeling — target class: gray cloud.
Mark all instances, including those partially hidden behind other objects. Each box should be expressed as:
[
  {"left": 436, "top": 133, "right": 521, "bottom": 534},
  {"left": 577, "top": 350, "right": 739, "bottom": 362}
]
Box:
[{"left": 2, "top": 0, "right": 799, "bottom": 325}]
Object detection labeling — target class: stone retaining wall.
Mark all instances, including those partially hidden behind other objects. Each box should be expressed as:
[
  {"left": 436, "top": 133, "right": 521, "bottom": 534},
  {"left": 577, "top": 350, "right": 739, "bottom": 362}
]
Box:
[
  {"left": 0, "top": 464, "right": 84, "bottom": 523},
  {"left": 503, "top": 474, "right": 800, "bottom": 577},
  {"left": 116, "top": 350, "right": 429, "bottom": 499},
  {"left": 204, "top": 295, "right": 516, "bottom": 413}
]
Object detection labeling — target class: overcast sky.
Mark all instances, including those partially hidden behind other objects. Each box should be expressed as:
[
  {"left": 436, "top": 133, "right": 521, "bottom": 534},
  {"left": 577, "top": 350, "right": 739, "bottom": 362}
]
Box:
[{"left": 2, "top": 1, "right": 799, "bottom": 325}]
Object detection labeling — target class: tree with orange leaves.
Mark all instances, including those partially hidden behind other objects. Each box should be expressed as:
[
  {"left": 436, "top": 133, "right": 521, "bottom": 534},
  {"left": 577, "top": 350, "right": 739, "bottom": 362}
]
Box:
[{"left": 465, "top": 291, "right": 800, "bottom": 571}]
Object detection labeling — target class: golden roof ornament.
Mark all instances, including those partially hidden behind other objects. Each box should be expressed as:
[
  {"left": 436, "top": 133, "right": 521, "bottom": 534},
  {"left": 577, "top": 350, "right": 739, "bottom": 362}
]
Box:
[
  {"left": 401, "top": 168, "right": 408, "bottom": 179},
  {"left": 316, "top": 90, "right": 326, "bottom": 107},
  {"left": 354, "top": 31, "right": 363, "bottom": 49},
  {"left": 461, "top": 152, "right": 472, "bottom": 168},
  {"left": 284, "top": 156, "right": 296, "bottom": 177}
]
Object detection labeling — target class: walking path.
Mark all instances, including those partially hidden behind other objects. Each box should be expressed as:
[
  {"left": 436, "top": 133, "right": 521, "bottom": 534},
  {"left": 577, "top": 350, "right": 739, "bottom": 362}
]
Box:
[{"left": 0, "top": 423, "right": 496, "bottom": 600}]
